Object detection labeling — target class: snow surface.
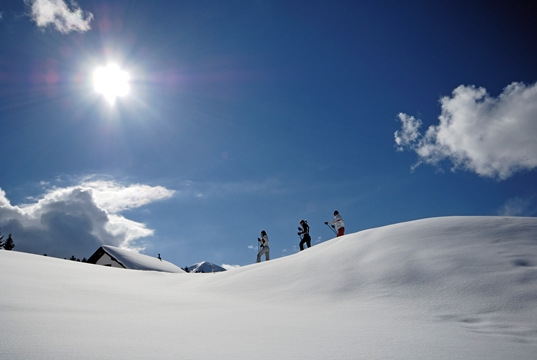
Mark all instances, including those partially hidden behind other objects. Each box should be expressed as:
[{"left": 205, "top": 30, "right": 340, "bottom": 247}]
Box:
[
  {"left": 100, "top": 245, "right": 185, "bottom": 273},
  {"left": 1, "top": 216, "right": 536, "bottom": 359}
]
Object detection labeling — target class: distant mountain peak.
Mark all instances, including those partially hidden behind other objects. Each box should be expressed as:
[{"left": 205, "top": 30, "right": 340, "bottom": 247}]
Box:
[{"left": 187, "top": 261, "right": 226, "bottom": 273}]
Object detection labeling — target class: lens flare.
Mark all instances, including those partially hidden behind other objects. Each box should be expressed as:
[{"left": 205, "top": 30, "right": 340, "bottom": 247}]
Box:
[{"left": 93, "top": 64, "right": 129, "bottom": 104}]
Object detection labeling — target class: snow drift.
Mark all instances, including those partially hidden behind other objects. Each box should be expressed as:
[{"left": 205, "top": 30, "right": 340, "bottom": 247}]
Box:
[{"left": 1, "top": 216, "right": 536, "bottom": 359}]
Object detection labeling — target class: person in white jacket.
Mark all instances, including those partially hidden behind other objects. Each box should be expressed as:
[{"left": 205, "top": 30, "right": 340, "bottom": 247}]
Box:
[
  {"left": 256, "top": 230, "right": 270, "bottom": 263},
  {"left": 325, "top": 210, "right": 345, "bottom": 237}
]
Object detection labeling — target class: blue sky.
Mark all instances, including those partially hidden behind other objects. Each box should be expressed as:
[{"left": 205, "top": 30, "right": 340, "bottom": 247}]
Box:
[{"left": 1, "top": 0, "right": 536, "bottom": 268}]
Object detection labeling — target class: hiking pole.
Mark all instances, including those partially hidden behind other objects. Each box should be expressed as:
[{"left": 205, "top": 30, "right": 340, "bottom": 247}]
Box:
[
  {"left": 325, "top": 222, "right": 337, "bottom": 235},
  {"left": 256, "top": 238, "right": 260, "bottom": 263}
]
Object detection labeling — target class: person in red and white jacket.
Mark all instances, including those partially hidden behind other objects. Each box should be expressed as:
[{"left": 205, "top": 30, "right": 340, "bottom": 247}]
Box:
[{"left": 325, "top": 210, "right": 345, "bottom": 237}]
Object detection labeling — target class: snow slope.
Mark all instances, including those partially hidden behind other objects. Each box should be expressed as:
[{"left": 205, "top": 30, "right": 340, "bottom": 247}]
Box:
[{"left": 1, "top": 216, "right": 536, "bottom": 359}]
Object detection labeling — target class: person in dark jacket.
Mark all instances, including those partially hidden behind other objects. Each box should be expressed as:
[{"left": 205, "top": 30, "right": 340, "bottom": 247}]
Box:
[{"left": 298, "top": 219, "right": 311, "bottom": 251}]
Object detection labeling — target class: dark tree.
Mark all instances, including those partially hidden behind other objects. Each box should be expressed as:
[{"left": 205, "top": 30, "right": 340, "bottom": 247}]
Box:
[
  {"left": 3, "top": 234, "right": 15, "bottom": 251},
  {"left": 0, "top": 229, "right": 4, "bottom": 248},
  {"left": 69, "top": 255, "right": 77, "bottom": 261}
]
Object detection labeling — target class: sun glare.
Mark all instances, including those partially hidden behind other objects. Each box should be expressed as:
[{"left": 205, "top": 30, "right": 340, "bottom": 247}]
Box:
[{"left": 93, "top": 64, "right": 129, "bottom": 104}]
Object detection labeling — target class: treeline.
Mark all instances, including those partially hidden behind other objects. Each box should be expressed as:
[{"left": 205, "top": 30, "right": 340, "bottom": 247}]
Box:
[
  {"left": 0, "top": 229, "right": 15, "bottom": 250},
  {"left": 68, "top": 255, "right": 88, "bottom": 262},
  {"left": 180, "top": 267, "right": 218, "bottom": 273},
  {"left": 42, "top": 254, "right": 88, "bottom": 262}
]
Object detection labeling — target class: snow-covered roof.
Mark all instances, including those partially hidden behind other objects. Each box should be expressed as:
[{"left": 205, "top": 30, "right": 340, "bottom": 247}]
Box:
[{"left": 90, "top": 245, "right": 185, "bottom": 273}]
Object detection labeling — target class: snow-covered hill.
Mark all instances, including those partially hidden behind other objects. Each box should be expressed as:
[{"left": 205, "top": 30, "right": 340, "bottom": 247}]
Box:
[
  {"left": 187, "top": 260, "right": 226, "bottom": 273},
  {"left": 1, "top": 216, "right": 536, "bottom": 359}
]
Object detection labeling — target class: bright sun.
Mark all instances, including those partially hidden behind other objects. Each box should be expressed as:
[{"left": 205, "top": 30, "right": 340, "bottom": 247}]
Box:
[{"left": 93, "top": 64, "right": 129, "bottom": 104}]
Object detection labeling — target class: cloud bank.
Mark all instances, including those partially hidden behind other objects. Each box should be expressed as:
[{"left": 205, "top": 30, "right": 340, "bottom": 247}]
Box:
[
  {"left": 25, "top": 0, "right": 93, "bottom": 34},
  {"left": 0, "top": 180, "right": 174, "bottom": 258},
  {"left": 395, "top": 82, "right": 537, "bottom": 180}
]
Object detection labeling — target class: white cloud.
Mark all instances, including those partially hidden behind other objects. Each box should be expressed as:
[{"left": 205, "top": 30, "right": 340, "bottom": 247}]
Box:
[
  {"left": 221, "top": 264, "right": 241, "bottom": 270},
  {"left": 25, "top": 0, "right": 93, "bottom": 34},
  {"left": 175, "top": 178, "right": 285, "bottom": 201},
  {"left": 80, "top": 180, "right": 174, "bottom": 213},
  {"left": 0, "top": 180, "right": 174, "bottom": 258},
  {"left": 497, "top": 197, "right": 537, "bottom": 217},
  {"left": 395, "top": 82, "right": 537, "bottom": 180},
  {"left": 394, "top": 113, "right": 422, "bottom": 151}
]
